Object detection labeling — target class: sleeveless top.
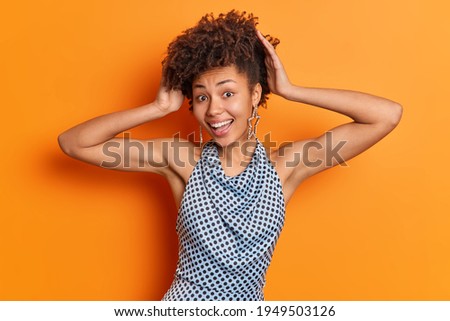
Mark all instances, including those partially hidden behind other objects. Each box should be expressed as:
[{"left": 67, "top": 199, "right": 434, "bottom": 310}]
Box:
[{"left": 162, "top": 140, "right": 285, "bottom": 301}]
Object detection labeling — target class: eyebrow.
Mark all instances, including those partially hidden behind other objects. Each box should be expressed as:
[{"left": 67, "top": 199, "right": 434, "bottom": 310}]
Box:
[{"left": 193, "top": 79, "right": 237, "bottom": 89}]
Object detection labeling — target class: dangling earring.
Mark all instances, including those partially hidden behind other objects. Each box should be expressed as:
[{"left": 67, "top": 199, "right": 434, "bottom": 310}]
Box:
[
  {"left": 247, "top": 105, "right": 261, "bottom": 140},
  {"left": 199, "top": 125, "right": 203, "bottom": 146}
]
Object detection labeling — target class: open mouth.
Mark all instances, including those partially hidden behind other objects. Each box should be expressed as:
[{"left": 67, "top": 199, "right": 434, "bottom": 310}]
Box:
[{"left": 208, "top": 119, "right": 234, "bottom": 136}]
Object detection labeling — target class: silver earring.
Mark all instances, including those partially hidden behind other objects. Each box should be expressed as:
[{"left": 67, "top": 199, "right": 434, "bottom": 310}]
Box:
[
  {"left": 199, "top": 125, "right": 203, "bottom": 146},
  {"left": 247, "top": 105, "right": 260, "bottom": 140}
]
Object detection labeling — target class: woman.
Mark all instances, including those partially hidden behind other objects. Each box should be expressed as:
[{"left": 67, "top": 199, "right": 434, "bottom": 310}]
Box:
[{"left": 58, "top": 11, "right": 402, "bottom": 300}]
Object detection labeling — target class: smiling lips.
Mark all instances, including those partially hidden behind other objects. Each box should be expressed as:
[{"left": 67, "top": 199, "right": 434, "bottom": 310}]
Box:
[{"left": 208, "top": 119, "right": 234, "bottom": 136}]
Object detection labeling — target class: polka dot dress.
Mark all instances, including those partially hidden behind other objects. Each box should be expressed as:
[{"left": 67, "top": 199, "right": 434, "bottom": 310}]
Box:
[{"left": 162, "top": 140, "right": 285, "bottom": 301}]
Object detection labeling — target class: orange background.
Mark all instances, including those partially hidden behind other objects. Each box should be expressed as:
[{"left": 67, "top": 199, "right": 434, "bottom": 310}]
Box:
[{"left": 1, "top": 0, "right": 449, "bottom": 300}]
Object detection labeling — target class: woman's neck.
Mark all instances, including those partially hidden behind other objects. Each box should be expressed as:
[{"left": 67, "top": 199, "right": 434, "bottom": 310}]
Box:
[{"left": 216, "top": 138, "right": 257, "bottom": 176}]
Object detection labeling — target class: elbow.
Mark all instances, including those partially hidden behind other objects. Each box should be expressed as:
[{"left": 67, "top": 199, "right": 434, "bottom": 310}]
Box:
[
  {"left": 384, "top": 102, "right": 403, "bottom": 129},
  {"left": 392, "top": 102, "right": 403, "bottom": 125},
  {"left": 57, "top": 132, "right": 76, "bottom": 157}
]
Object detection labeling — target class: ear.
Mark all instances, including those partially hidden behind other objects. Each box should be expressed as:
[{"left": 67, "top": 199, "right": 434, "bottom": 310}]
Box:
[{"left": 252, "top": 83, "right": 262, "bottom": 106}]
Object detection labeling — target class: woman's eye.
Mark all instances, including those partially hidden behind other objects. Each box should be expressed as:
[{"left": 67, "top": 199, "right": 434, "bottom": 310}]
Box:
[
  {"left": 223, "top": 92, "right": 234, "bottom": 98},
  {"left": 197, "top": 95, "right": 207, "bottom": 102}
]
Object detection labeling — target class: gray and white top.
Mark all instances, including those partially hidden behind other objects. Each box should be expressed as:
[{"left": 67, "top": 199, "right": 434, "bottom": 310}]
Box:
[{"left": 163, "top": 139, "right": 285, "bottom": 301}]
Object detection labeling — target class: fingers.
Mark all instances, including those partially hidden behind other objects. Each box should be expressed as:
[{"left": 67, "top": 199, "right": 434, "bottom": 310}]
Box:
[
  {"left": 256, "top": 29, "right": 265, "bottom": 42},
  {"left": 256, "top": 30, "right": 276, "bottom": 54}
]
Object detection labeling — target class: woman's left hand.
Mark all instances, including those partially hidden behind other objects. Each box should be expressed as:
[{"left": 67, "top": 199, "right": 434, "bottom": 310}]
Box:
[{"left": 256, "top": 30, "right": 294, "bottom": 99}]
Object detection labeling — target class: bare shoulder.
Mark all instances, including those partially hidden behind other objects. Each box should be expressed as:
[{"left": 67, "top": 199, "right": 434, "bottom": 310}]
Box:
[
  {"left": 165, "top": 138, "right": 202, "bottom": 182},
  {"left": 267, "top": 139, "right": 316, "bottom": 203},
  {"left": 269, "top": 139, "right": 313, "bottom": 178},
  {"left": 150, "top": 137, "right": 202, "bottom": 207}
]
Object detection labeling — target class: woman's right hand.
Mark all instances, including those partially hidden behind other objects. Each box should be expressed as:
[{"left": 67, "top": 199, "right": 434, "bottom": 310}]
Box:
[{"left": 153, "top": 80, "right": 185, "bottom": 115}]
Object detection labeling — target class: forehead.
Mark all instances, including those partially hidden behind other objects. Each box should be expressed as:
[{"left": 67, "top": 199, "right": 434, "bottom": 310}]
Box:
[{"left": 193, "top": 65, "right": 248, "bottom": 86}]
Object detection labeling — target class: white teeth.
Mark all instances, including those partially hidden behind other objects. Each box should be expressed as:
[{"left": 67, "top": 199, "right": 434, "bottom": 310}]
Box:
[{"left": 210, "top": 120, "right": 232, "bottom": 129}]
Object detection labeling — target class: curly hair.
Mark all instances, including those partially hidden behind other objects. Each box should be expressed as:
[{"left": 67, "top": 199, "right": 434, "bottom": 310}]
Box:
[{"left": 162, "top": 10, "right": 280, "bottom": 110}]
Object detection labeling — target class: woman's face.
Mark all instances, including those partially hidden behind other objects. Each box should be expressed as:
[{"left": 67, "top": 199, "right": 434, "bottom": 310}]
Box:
[{"left": 192, "top": 65, "right": 261, "bottom": 147}]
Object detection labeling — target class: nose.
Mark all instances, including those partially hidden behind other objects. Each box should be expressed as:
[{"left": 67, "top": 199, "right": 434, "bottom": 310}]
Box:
[{"left": 206, "top": 96, "right": 224, "bottom": 117}]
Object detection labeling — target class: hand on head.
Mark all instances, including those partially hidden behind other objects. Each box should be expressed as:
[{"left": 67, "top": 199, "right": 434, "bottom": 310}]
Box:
[
  {"left": 153, "top": 78, "right": 185, "bottom": 115},
  {"left": 256, "top": 30, "right": 293, "bottom": 99}
]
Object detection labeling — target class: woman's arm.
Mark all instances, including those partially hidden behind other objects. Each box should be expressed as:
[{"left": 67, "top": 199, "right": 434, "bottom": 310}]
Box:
[
  {"left": 282, "top": 87, "right": 402, "bottom": 177},
  {"left": 58, "top": 81, "right": 186, "bottom": 175},
  {"left": 257, "top": 31, "right": 403, "bottom": 182}
]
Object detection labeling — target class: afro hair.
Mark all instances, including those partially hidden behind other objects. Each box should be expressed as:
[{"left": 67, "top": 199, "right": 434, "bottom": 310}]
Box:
[{"left": 162, "top": 10, "right": 280, "bottom": 109}]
